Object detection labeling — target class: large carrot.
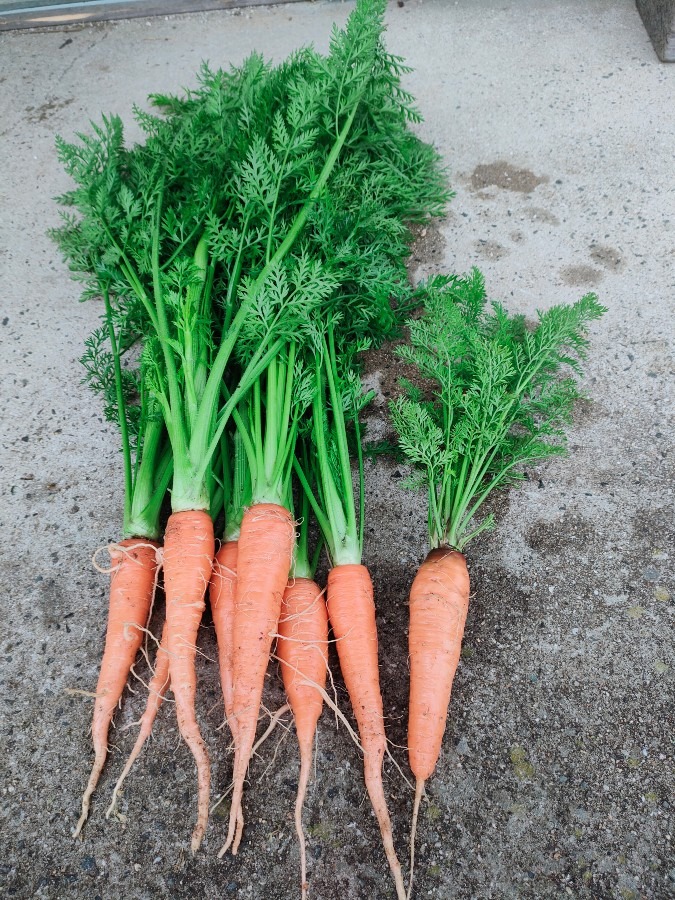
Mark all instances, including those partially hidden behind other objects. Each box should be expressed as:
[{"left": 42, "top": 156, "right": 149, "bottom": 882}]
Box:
[
  {"left": 74, "top": 539, "right": 159, "bottom": 837},
  {"left": 327, "top": 564, "right": 406, "bottom": 900},
  {"left": 407, "top": 549, "right": 470, "bottom": 892},
  {"left": 219, "top": 502, "right": 295, "bottom": 856},
  {"left": 106, "top": 621, "right": 171, "bottom": 818},
  {"left": 162, "top": 509, "right": 215, "bottom": 852},
  {"left": 278, "top": 576, "right": 328, "bottom": 899}
]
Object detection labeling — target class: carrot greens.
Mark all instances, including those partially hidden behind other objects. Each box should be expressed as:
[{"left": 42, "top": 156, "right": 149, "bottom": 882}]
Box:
[{"left": 390, "top": 270, "right": 606, "bottom": 550}]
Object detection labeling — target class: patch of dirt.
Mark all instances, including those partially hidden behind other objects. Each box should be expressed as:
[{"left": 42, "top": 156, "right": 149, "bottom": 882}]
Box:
[
  {"left": 525, "top": 516, "right": 597, "bottom": 557},
  {"left": 523, "top": 206, "right": 560, "bottom": 226},
  {"left": 590, "top": 243, "right": 624, "bottom": 271},
  {"left": 408, "top": 220, "right": 447, "bottom": 275},
  {"left": 360, "top": 340, "right": 429, "bottom": 405},
  {"left": 560, "top": 264, "right": 603, "bottom": 287},
  {"left": 25, "top": 95, "right": 74, "bottom": 123},
  {"left": 474, "top": 239, "right": 509, "bottom": 260},
  {"left": 470, "top": 162, "right": 548, "bottom": 194}
]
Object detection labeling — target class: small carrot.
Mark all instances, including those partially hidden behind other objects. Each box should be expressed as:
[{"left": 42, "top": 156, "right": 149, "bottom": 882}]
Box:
[
  {"left": 407, "top": 548, "right": 470, "bottom": 892},
  {"left": 209, "top": 540, "right": 239, "bottom": 740},
  {"left": 278, "top": 576, "right": 328, "bottom": 899},
  {"left": 210, "top": 538, "right": 245, "bottom": 848},
  {"left": 219, "top": 502, "right": 295, "bottom": 857},
  {"left": 162, "top": 509, "right": 215, "bottom": 853},
  {"left": 106, "top": 621, "right": 171, "bottom": 819},
  {"left": 74, "top": 538, "right": 159, "bottom": 837},
  {"left": 389, "top": 273, "right": 605, "bottom": 896}
]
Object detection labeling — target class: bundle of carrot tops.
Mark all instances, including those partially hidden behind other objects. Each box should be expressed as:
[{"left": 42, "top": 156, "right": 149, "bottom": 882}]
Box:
[{"left": 52, "top": 2, "right": 605, "bottom": 897}]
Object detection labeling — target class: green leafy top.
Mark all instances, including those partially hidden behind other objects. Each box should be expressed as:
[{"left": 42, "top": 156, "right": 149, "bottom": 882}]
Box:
[
  {"left": 390, "top": 270, "right": 606, "bottom": 550},
  {"left": 293, "top": 327, "right": 374, "bottom": 567},
  {"left": 52, "top": 0, "right": 449, "bottom": 517}
]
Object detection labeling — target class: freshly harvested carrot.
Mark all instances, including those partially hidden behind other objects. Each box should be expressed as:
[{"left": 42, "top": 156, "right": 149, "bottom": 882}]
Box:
[
  {"left": 106, "top": 621, "right": 171, "bottom": 819},
  {"left": 294, "top": 335, "right": 406, "bottom": 898},
  {"left": 219, "top": 502, "right": 295, "bottom": 856},
  {"left": 278, "top": 577, "right": 328, "bottom": 900},
  {"left": 327, "top": 564, "right": 406, "bottom": 900},
  {"left": 162, "top": 509, "right": 215, "bottom": 853},
  {"left": 390, "top": 274, "right": 605, "bottom": 896},
  {"left": 210, "top": 538, "right": 245, "bottom": 848},
  {"left": 74, "top": 539, "right": 159, "bottom": 837},
  {"left": 209, "top": 540, "right": 239, "bottom": 739},
  {"left": 407, "top": 548, "right": 470, "bottom": 887}
]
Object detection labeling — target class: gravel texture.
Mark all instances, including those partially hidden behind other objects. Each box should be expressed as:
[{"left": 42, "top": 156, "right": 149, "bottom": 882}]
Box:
[{"left": 0, "top": 1, "right": 673, "bottom": 898}]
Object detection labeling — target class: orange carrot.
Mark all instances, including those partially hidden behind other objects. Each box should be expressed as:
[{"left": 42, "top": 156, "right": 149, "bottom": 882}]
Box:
[
  {"left": 209, "top": 541, "right": 239, "bottom": 739},
  {"left": 327, "top": 564, "right": 406, "bottom": 900},
  {"left": 407, "top": 548, "right": 470, "bottom": 897},
  {"left": 278, "top": 577, "right": 328, "bottom": 899},
  {"left": 219, "top": 502, "right": 295, "bottom": 857},
  {"left": 209, "top": 539, "right": 245, "bottom": 845},
  {"left": 106, "top": 621, "right": 170, "bottom": 818},
  {"left": 74, "top": 538, "right": 159, "bottom": 837},
  {"left": 162, "top": 509, "right": 215, "bottom": 853}
]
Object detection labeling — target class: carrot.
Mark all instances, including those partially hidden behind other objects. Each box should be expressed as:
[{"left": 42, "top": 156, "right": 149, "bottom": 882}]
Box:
[
  {"left": 74, "top": 538, "right": 159, "bottom": 837},
  {"left": 219, "top": 502, "right": 295, "bottom": 856},
  {"left": 209, "top": 538, "right": 246, "bottom": 847},
  {"left": 277, "top": 577, "right": 328, "bottom": 899},
  {"left": 407, "top": 549, "right": 470, "bottom": 895},
  {"left": 162, "top": 509, "right": 215, "bottom": 853},
  {"left": 390, "top": 275, "right": 605, "bottom": 896},
  {"left": 209, "top": 540, "right": 239, "bottom": 740},
  {"left": 327, "top": 564, "right": 406, "bottom": 900},
  {"left": 106, "top": 621, "right": 171, "bottom": 819}
]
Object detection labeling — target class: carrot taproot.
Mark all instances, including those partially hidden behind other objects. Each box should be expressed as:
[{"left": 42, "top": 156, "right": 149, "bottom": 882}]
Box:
[
  {"left": 327, "top": 563, "right": 406, "bottom": 900},
  {"left": 209, "top": 538, "right": 246, "bottom": 846},
  {"left": 219, "top": 502, "right": 295, "bottom": 857},
  {"left": 209, "top": 540, "right": 239, "bottom": 739},
  {"left": 162, "top": 509, "right": 215, "bottom": 853},
  {"left": 74, "top": 538, "right": 159, "bottom": 837},
  {"left": 407, "top": 548, "right": 470, "bottom": 898},
  {"left": 278, "top": 577, "right": 328, "bottom": 899},
  {"left": 106, "top": 621, "right": 171, "bottom": 819}
]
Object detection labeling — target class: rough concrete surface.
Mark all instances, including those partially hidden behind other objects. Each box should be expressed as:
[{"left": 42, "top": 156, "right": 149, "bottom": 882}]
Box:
[{"left": 0, "top": 1, "right": 673, "bottom": 898}]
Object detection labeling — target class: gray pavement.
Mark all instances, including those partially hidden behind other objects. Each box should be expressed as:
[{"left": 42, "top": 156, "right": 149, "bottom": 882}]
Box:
[{"left": 0, "top": 1, "right": 673, "bottom": 898}]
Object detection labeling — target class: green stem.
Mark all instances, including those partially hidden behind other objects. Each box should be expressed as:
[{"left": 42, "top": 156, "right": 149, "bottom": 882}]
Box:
[
  {"left": 150, "top": 191, "right": 188, "bottom": 468},
  {"left": 292, "top": 457, "right": 332, "bottom": 558},
  {"left": 325, "top": 329, "right": 357, "bottom": 541},
  {"left": 190, "top": 96, "right": 363, "bottom": 467},
  {"left": 102, "top": 286, "right": 132, "bottom": 529}
]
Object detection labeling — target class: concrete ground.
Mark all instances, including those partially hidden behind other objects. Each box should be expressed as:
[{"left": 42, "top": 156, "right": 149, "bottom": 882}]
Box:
[{"left": 0, "top": 1, "right": 673, "bottom": 897}]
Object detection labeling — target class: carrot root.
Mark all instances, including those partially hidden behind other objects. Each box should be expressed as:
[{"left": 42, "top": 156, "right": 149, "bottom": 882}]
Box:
[
  {"left": 220, "top": 503, "right": 295, "bottom": 857},
  {"left": 295, "top": 745, "right": 312, "bottom": 900},
  {"left": 407, "top": 549, "right": 470, "bottom": 898},
  {"left": 408, "top": 549, "right": 470, "bottom": 781},
  {"left": 327, "top": 564, "right": 406, "bottom": 900},
  {"left": 210, "top": 540, "right": 239, "bottom": 739},
  {"left": 163, "top": 510, "right": 215, "bottom": 853},
  {"left": 407, "top": 777, "right": 425, "bottom": 900},
  {"left": 74, "top": 538, "right": 159, "bottom": 838},
  {"left": 277, "top": 577, "right": 328, "bottom": 898}
]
